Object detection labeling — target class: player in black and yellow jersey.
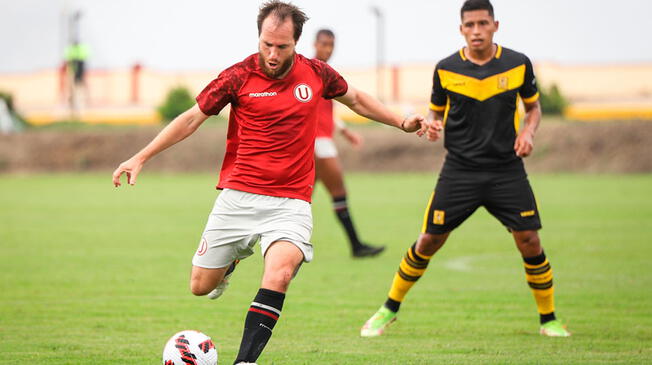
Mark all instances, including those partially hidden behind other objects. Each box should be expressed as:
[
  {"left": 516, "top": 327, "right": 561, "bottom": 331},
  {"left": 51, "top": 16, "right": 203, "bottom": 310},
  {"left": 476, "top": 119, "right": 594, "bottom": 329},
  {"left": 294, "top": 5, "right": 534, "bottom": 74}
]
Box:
[{"left": 361, "top": 0, "right": 571, "bottom": 338}]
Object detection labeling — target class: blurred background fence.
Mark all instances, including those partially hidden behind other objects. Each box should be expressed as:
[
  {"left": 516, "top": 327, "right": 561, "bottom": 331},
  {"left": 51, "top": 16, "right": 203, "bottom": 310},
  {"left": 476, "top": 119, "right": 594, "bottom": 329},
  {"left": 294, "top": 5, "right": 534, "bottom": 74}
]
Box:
[{"left": 1, "top": 61, "right": 652, "bottom": 125}]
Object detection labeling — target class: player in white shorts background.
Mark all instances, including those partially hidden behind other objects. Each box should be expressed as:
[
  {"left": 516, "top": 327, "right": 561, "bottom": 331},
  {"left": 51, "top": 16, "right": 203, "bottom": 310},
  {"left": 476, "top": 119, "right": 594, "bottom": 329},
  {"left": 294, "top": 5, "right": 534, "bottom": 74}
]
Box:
[{"left": 313, "top": 29, "right": 385, "bottom": 258}]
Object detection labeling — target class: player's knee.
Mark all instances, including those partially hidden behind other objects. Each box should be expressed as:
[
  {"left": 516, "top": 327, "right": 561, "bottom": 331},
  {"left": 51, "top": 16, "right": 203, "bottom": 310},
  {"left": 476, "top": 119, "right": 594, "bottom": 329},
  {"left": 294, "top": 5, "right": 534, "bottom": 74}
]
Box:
[
  {"left": 189, "top": 282, "right": 207, "bottom": 296},
  {"left": 264, "top": 267, "right": 294, "bottom": 290},
  {"left": 514, "top": 230, "right": 542, "bottom": 256},
  {"left": 189, "top": 278, "right": 212, "bottom": 296},
  {"left": 517, "top": 231, "right": 540, "bottom": 247},
  {"left": 417, "top": 233, "right": 448, "bottom": 256}
]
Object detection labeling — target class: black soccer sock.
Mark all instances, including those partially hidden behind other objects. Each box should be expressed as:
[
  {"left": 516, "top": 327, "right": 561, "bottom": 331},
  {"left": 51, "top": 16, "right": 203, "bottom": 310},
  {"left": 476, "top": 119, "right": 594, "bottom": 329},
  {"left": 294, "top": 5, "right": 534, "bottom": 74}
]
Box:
[
  {"left": 333, "top": 195, "right": 362, "bottom": 249},
  {"left": 234, "top": 288, "right": 285, "bottom": 364},
  {"left": 384, "top": 297, "right": 402, "bottom": 313}
]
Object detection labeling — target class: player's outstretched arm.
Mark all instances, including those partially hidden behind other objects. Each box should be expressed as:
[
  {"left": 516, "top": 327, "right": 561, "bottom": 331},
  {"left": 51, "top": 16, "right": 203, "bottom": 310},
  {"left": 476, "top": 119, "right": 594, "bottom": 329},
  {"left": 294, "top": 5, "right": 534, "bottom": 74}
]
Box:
[
  {"left": 335, "top": 86, "right": 428, "bottom": 136},
  {"left": 112, "top": 104, "right": 210, "bottom": 187},
  {"left": 514, "top": 100, "right": 542, "bottom": 158}
]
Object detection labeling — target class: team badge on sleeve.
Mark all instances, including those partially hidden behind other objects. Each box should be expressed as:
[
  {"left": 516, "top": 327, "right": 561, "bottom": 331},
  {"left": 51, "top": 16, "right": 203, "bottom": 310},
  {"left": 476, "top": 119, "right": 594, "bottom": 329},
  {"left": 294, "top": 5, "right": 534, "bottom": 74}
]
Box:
[{"left": 293, "top": 83, "right": 313, "bottom": 103}]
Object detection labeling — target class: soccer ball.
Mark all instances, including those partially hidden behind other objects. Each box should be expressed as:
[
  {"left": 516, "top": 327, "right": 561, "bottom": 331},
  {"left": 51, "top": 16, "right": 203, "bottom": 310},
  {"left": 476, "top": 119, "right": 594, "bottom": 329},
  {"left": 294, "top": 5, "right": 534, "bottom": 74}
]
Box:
[{"left": 162, "top": 330, "right": 218, "bottom": 365}]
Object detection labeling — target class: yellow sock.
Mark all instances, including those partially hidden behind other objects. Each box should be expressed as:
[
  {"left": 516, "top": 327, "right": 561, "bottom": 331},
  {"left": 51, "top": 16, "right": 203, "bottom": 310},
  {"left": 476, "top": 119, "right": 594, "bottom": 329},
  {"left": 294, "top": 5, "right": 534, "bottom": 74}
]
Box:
[
  {"left": 524, "top": 252, "right": 555, "bottom": 318},
  {"left": 385, "top": 243, "right": 432, "bottom": 311}
]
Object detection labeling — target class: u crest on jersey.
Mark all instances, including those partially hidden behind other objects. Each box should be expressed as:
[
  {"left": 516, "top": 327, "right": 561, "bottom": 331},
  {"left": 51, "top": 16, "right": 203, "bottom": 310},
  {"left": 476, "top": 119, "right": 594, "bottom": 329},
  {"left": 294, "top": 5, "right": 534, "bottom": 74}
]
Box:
[{"left": 293, "top": 83, "right": 313, "bottom": 103}]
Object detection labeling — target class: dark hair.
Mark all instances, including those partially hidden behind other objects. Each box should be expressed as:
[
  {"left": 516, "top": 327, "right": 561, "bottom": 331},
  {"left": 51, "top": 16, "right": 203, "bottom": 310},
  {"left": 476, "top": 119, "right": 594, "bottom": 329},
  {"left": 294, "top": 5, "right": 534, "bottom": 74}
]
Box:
[
  {"left": 460, "top": 0, "right": 494, "bottom": 19},
  {"left": 257, "top": 0, "right": 309, "bottom": 42},
  {"left": 315, "top": 28, "right": 335, "bottom": 40}
]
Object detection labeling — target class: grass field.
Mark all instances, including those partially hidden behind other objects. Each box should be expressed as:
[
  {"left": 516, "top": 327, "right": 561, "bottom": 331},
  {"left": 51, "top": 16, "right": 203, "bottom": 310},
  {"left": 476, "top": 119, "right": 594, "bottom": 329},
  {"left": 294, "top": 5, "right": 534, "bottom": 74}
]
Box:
[{"left": 1, "top": 173, "right": 651, "bottom": 364}]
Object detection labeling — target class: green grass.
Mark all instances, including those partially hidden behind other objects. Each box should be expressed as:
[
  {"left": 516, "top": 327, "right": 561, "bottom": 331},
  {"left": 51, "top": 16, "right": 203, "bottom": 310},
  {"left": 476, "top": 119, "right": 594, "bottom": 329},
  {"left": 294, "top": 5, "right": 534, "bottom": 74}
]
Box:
[{"left": 1, "top": 173, "right": 651, "bottom": 364}]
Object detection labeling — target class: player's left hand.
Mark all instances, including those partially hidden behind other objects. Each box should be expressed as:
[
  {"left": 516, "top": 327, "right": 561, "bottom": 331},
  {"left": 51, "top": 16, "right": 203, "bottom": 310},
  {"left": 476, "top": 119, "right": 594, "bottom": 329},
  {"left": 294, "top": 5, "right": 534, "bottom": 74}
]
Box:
[
  {"left": 342, "top": 129, "right": 363, "bottom": 148},
  {"left": 514, "top": 130, "right": 535, "bottom": 157},
  {"left": 402, "top": 115, "right": 427, "bottom": 136}
]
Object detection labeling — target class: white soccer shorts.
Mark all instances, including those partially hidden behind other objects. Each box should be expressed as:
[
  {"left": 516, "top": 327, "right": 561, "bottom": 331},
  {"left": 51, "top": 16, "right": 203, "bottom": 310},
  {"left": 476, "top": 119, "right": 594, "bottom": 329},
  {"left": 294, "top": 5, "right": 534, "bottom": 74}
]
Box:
[
  {"left": 314, "top": 137, "right": 338, "bottom": 159},
  {"left": 191, "top": 189, "right": 314, "bottom": 269}
]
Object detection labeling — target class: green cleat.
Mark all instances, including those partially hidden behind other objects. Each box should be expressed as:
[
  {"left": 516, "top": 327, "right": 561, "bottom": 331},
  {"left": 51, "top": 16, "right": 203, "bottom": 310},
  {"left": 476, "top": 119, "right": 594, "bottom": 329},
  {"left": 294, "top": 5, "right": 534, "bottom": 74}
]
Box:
[
  {"left": 539, "top": 319, "right": 571, "bottom": 337},
  {"left": 360, "top": 306, "right": 397, "bottom": 337}
]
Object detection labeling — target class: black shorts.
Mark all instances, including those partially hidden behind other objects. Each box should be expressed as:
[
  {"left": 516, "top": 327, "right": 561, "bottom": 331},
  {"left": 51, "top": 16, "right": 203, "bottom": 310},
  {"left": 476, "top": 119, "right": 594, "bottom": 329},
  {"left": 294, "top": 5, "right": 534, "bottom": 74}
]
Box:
[{"left": 422, "top": 165, "right": 542, "bottom": 234}]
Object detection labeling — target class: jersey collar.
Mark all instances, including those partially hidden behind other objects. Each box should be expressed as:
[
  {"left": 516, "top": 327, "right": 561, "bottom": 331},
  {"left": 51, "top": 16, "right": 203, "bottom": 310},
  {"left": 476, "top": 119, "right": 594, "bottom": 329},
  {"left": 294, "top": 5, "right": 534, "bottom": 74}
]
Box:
[{"left": 459, "top": 44, "right": 502, "bottom": 61}]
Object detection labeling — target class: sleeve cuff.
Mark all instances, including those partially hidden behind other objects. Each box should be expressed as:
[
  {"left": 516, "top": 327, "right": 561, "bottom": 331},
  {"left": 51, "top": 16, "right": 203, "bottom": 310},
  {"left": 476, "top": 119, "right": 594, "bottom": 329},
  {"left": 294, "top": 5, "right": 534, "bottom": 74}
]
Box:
[
  {"left": 522, "top": 91, "right": 540, "bottom": 104},
  {"left": 429, "top": 102, "right": 446, "bottom": 112},
  {"left": 195, "top": 96, "right": 212, "bottom": 116}
]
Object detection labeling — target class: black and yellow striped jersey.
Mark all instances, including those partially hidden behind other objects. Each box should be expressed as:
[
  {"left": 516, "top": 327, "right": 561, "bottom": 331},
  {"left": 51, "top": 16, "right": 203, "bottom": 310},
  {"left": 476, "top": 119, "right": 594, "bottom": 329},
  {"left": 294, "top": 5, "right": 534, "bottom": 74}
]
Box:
[{"left": 430, "top": 44, "right": 539, "bottom": 169}]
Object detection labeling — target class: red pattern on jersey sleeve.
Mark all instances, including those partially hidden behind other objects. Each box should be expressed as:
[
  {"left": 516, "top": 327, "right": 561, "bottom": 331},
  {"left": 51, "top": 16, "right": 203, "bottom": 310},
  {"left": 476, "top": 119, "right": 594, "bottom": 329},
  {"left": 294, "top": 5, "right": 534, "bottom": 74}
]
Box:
[
  {"left": 196, "top": 56, "right": 255, "bottom": 115},
  {"left": 309, "top": 59, "right": 348, "bottom": 100}
]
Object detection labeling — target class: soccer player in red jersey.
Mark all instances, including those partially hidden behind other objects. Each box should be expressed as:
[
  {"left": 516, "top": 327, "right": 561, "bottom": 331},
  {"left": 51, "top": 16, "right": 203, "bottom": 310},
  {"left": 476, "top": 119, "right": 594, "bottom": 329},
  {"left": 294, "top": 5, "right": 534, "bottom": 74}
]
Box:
[
  {"left": 112, "top": 1, "right": 427, "bottom": 363},
  {"left": 312, "top": 29, "right": 385, "bottom": 258}
]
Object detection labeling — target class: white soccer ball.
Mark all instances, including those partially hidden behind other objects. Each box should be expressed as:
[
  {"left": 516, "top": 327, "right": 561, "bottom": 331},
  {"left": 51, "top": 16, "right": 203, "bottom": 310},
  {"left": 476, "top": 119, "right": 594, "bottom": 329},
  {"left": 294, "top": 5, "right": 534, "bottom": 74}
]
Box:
[{"left": 162, "top": 330, "right": 218, "bottom": 365}]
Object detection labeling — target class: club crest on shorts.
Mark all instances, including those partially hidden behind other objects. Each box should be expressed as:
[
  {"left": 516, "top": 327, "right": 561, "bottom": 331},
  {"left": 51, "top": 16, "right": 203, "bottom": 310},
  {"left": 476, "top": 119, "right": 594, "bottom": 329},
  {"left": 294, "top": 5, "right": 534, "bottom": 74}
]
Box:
[
  {"left": 196, "top": 237, "right": 208, "bottom": 256},
  {"left": 293, "top": 83, "right": 313, "bottom": 103},
  {"left": 433, "top": 210, "right": 445, "bottom": 225}
]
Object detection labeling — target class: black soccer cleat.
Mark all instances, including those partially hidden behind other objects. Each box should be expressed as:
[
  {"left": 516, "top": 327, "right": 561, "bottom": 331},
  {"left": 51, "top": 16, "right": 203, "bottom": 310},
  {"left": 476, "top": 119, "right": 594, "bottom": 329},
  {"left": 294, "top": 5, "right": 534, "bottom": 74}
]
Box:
[{"left": 353, "top": 243, "right": 386, "bottom": 258}]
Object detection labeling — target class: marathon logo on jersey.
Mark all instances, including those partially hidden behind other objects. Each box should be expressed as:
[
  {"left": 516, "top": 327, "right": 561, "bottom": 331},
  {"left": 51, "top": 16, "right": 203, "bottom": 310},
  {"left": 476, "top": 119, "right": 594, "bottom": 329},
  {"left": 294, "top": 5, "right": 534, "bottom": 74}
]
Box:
[
  {"left": 248, "top": 91, "right": 278, "bottom": 98},
  {"left": 293, "top": 83, "right": 313, "bottom": 103}
]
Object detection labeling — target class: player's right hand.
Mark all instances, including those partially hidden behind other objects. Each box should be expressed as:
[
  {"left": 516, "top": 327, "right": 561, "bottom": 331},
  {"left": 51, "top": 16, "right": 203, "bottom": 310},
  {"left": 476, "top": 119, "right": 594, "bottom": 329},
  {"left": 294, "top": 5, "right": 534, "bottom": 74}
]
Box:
[
  {"left": 112, "top": 157, "right": 144, "bottom": 187},
  {"left": 402, "top": 114, "right": 426, "bottom": 135},
  {"left": 426, "top": 119, "right": 444, "bottom": 141}
]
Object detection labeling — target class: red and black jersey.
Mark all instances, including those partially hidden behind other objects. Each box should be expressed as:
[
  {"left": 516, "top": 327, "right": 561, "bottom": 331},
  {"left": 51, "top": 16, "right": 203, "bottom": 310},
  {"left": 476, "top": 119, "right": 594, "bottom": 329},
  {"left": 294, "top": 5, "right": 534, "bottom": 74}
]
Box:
[{"left": 196, "top": 53, "right": 348, "bottom": 202}]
